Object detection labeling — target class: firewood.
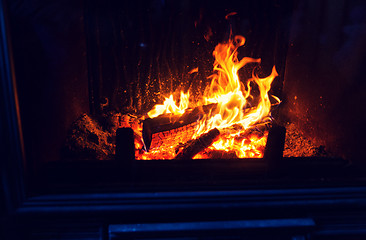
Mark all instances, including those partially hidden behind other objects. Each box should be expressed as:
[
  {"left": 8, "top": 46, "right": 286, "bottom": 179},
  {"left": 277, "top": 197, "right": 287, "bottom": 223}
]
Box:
[
  {"left": 142, "top": 103, "right": 217, "bottom": 151},
  {"left": 244, "top": 121, "right": 271, "bottom": 135},
  {"left": 174, "top": 128, "right": 220, "bottom": 160}
]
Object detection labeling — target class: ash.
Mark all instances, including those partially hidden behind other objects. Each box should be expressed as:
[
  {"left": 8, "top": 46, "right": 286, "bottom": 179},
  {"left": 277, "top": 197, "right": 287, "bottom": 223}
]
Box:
[
  {"left": 62, "top": 113, "right": 117, "bottom": 160},
  {"left": 63, "top": 113, "right": 331, "bottom": 160},
  {"left": 284, "top": 123, "right": 330, "bottom": 157},
  {"left": 63, "top": 112, "right": 143, "bottom": 160}
]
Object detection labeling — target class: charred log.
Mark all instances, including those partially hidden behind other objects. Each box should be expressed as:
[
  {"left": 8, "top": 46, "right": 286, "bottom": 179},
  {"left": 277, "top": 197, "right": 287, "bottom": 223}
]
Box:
[
  {"left": 175, "top": 128, "right": 220, "bottom": 160},
  {"left": 142, "top": 103, "right": 216, "bottom": 151}
]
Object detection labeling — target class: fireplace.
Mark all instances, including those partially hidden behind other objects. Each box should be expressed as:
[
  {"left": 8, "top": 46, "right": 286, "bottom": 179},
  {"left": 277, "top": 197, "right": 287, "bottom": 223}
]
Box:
[{"left": 2, "top": 0, "right": 366, "bottom": 239}]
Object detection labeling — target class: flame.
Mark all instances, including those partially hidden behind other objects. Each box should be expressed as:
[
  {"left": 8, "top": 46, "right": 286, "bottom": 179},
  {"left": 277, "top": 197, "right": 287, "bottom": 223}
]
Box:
[
  {"left": 147, "top": 91, "right": 190, "bottom": 118},
  {"left": 209, "top": 132, "right": 268, "bottom": 158},
  {"left": 141, "top": 35, "right": 279, "bottom": 159},
  {"left": 199, "top": 36, "right": 278, "bottom": 132}
]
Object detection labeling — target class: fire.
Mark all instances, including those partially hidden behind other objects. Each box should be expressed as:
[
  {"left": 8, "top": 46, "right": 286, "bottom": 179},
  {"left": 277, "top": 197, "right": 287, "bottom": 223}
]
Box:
[
  {"left": 205, "top": 131, "right": 268, "bottom": 158},
  {"left": 147, "top": 91, "right": 190, "bottom": 118},
  {"left": 199, "top": 35, "right": 277, "bottom": 133},
  {"left": 136, "top": 35, "right": 278, "bottom": 160}
]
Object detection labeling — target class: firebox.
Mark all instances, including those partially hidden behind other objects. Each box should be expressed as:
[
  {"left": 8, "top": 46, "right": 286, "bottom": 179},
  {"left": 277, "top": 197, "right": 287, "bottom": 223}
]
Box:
[{"left": 2, "top": 0, "right": 366, "bottom": 239}]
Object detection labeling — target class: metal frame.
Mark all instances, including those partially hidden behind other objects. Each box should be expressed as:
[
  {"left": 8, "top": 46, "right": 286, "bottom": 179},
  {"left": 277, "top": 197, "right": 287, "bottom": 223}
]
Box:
[
  {"left": 0, "top": 0, "right": 25, "bottom": 215},
  {"left": 2, "top": 0, "right": 366, "bottom": 239}
]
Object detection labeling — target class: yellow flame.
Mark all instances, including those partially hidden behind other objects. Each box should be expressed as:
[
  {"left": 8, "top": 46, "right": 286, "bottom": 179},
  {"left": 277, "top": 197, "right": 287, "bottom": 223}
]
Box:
[
  {"left": 210, "top": 132, "right": 267, "bottom": 158},
  {"left": 198, "top": 36, "right": 277, "bottom": 134},
  {"left": 147, "top": 91, "right": 190, "bottom": 118},
  {"left": 143, "top": 35, "right": 279, "bottom": 159}
]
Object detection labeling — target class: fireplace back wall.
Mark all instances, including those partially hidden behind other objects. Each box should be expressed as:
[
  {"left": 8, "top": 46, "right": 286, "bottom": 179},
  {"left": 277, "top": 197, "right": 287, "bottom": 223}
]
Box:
[{"left": 85, "top": 0, "right": 289, "bottom": 114}]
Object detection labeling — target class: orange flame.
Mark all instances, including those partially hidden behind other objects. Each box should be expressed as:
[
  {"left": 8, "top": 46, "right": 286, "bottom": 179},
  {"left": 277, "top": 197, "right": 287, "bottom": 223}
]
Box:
[
  {"left": 199, "top": 36, "right": 278, "bottom": 131},
  {"left": 147, "top": 91, "right": 190, "bottom": 118},
  {"left": 143, "top": 35, "right": 279, "bottom": 159}
]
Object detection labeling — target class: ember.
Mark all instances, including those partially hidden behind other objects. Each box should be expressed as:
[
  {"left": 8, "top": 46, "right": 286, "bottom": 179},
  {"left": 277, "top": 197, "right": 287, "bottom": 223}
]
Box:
[{"left": 284, "top": 123, "right": 331, "bottom": 158}]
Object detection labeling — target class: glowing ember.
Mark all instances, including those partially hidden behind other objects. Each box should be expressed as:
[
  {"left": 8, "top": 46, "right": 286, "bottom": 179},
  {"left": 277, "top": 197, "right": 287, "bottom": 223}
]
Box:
[{"left": 132, "top": 35, "right": 279, "bottom": 160}]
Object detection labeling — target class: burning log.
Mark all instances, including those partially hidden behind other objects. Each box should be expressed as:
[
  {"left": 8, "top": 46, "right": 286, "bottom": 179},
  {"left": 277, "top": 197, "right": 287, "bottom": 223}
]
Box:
[
  {"left": 175, "top": 128, "right": 220, "bottom": 160},
  {"left": 243, "top": 121, "right": 272, "bottom": 136},
  {"left": 190, "top": 122, "right": 271, "bottom": 159},
  {"left": 142, "top": 104, "right": 216, "bottom": 151}
]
